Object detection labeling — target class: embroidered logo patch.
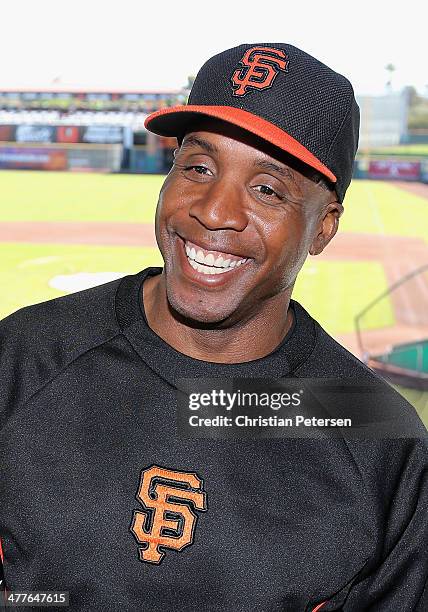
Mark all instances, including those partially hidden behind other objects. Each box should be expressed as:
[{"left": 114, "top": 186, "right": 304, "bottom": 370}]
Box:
[
  {"left": 130, "top": 465, "right": 207, "bottom": 564},
  {"left": 231, "top": 46, "right": 289, "bottom": 97}
]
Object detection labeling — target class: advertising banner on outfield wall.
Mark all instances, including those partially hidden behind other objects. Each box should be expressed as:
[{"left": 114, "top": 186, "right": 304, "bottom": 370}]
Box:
[
  {"left": 81, "top": 125, "right": 124, "bottom": 144},
  {"left": 67, "top": 146, "right": 123, "bottom": 171},
  {"left": 0, "top": 147, "right": 67, "bottom": 170},
  {"left": 0, "top": 145, "right": 121, "bottom": 171},
  {"left": 15, "top": 124, "right": 56, "bottom": 144},
  {"left": 368, "top": 160, "right": 421, "bottom": 180},
  {"left": 56, "top": 126, "right": 80, "bottom": 143},
  {"left": 0, "top": 124, "right": 124, "bottom": 145},
  {"left": 420, "top": 159, "right": 428, "bottom": 184},
  {"left": 0, "top": 125, "right": 15, "bottom": 141}
]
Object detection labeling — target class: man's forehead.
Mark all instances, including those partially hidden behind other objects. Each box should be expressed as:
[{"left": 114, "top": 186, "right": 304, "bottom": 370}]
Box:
[
  {"left": 180, "top": 119, "right": 334, "bottom": 191},
  {"left": 181, "top": 119, "right": 296, "bottom": 170},
  {"left": 181, "top": 132, "right": 295, "bottom": 183}
]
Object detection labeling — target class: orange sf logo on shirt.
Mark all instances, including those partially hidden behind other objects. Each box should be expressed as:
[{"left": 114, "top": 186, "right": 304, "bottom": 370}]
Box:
[
  {"left": 231, "top": 46, "right": 289, "bottom": 97},
  {"left": 130, "top": 465, "right": 207, "bottom": 564}
]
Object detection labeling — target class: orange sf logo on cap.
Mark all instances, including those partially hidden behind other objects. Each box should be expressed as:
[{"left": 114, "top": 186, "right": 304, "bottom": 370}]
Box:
[
  {"left": 231, "top": 46, "right": 289, "bottom": 97},
  {"left": 130, "top": 465, "right": 207, "bottom": 564}
]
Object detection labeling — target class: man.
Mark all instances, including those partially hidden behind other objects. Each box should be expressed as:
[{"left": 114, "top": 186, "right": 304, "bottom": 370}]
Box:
[{"left": 0, "top": 43, "right": 427, "bottom": 611}]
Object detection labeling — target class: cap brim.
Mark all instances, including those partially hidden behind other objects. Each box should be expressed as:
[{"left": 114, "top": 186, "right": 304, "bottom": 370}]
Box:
[{"left": 145, "top": 105, "right": 336, "bottom": 184}]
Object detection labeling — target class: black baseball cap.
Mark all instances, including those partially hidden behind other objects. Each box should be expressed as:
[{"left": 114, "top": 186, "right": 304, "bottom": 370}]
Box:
[{"left": 145, "top": 43, "right": 360, "bottom": 202}]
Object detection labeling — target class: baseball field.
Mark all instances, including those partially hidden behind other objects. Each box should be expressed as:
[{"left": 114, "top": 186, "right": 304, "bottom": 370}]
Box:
[{"left": 1, "top": 169, "right": 428, "bottom": 423}]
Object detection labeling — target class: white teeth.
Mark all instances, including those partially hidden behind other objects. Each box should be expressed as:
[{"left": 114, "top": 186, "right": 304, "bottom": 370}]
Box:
[
  {"left": 190, "top": 259, "right": 235, "bottom": 275},
  {"left": 204, "top": 253, "right": 215, "bottom": 266},
  {"left": 195, "top": 250, "right": 205, "bottom": 264},
  {"left": 184, "top": 240, "right": 248, "bottom": 274}
]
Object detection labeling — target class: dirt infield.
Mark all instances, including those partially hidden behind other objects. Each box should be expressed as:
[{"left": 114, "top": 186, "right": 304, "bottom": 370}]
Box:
[
  {"left": 0, "top": 221, "right": 157, "bottom": 247},
  {"left": 319, "top": 232, "right": 428, "bottom": 356},
  {"left": 393, "top": 181, "right": 428, "bottom": 199},
  {"left": 320, "top": 233, "right": 428, "bottom": 325},
  {"left": 1, "top": 181, "right": 428, "bottom": 360}
]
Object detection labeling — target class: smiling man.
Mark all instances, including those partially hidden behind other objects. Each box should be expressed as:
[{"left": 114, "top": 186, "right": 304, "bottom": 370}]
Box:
[
  {"left": 0, "top": 44, "right": 427, "bottom": 612},
  {"left": 143, "top": 119, "right": 340, "bottom": 362}
]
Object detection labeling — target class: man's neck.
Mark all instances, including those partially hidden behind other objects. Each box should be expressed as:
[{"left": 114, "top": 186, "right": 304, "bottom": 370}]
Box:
[{"left": 142, "top": 272, "right": 293, "bottom": 364}]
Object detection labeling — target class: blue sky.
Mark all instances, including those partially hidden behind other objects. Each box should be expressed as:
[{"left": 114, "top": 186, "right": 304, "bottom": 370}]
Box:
[{"left": 1, "top": 0, "right": 426, "bottom": 95}]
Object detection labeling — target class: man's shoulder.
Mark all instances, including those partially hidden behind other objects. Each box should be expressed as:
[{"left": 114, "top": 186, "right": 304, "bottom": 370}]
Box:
[
  {"left": 293, "top": 301, "right": 383, "bottom": 380},
  {"left": 0, "top": 276, "right": 128, "bottom": 426},
  {"left": 293, "top": 301, "right": 427, "bottom": 436},
  {"left": 0, "top": 276, "right": 123, "bottom": 347}
]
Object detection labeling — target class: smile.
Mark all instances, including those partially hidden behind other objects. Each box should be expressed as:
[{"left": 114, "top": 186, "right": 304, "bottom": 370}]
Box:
[{"left": 184, "top": 239, "right": 248, "bottom": 275}]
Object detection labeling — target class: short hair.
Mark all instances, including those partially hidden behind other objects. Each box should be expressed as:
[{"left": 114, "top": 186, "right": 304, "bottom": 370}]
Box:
[{"left": 313, "top": 173, "right": 335, "bottom": 194}]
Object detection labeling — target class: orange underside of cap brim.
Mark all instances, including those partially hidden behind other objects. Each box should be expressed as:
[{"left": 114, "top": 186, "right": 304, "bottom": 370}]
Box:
[{"left": 145, "top": 105, "right": 336, "bottom": 183}]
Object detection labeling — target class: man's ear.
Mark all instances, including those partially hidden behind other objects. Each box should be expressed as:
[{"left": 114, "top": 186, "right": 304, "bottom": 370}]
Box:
[{"left": 309, "top": 201, "right": 343, "bottom": 256}]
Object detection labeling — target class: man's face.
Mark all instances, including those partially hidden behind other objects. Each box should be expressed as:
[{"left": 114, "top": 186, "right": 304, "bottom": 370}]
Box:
[{"left": 154, "top": 119, "right": 340, "bottom": 325}]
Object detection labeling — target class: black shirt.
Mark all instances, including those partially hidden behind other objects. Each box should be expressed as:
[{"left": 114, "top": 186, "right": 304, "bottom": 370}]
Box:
[{"left": 0, "top": 267, "right": 427, "bottom": 611}]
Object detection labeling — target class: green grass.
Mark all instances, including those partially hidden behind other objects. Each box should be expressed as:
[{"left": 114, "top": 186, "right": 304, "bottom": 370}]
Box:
[
  {"left": 294, "top": 260, "right": 394, "bottom": 335},
  {"left": 1, "top": 172, "right": 427, "bottom": 245},
  {"left": 0, "top": 171, "right": 164, "bottom": 223},
  {"left": 0, "top": 242, "right": 393, "bottom": 336},
  {"left": 358, "top": 144, "right": 428, "bottom": 156},
  {"left": 340, "top": 180, "right": 428, "bottom": 242},
  {"left": 0, "top": 242, "right": 163, "bottom": 320}
]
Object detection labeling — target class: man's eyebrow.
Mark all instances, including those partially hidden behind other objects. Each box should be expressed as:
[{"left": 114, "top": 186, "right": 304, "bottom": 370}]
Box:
[
  {"left": 179, "top": 137, "right": 295, "bottom": 181},
  {"left": 253, "top": 159, "right": 294, "bottom": 180},
  {"left": 180, "top": 135, "right": 218, "bottom": 155}
]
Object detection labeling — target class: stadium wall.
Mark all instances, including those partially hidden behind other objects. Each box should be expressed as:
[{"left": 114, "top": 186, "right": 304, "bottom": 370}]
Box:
[{"left": 0, "top": 142, "right": 123, "bottom": 172}]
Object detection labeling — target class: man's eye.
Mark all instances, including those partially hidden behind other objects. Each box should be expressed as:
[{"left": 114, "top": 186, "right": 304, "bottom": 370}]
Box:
[
  {"left": 187, "top": 165, "right": 212, "bottom": 176},
  {"left": 254, "top": 184, "right": 281, "bottom": 198}
]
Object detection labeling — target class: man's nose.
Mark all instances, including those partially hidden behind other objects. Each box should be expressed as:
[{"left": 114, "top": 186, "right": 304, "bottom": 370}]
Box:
[{"left": 188, "top": 178, "right": 248, "bottom": 232}]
